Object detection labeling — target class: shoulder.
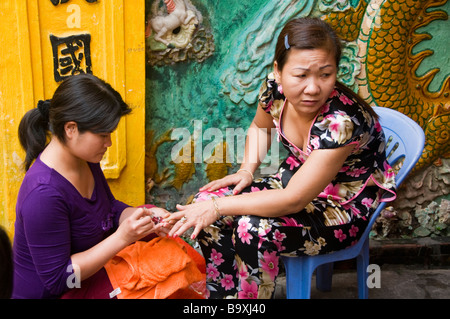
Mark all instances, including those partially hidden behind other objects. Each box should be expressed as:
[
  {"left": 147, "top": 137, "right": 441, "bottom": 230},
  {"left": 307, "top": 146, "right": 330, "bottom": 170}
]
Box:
[
  {"left": 311, "top": 85, "right": 373, "bottom": 148},
  {"left": 17, "top": 161, "right": 69, "bottom": 216},
  {"left": 258, "top": 73, "right": 286, "bottom": 119}
]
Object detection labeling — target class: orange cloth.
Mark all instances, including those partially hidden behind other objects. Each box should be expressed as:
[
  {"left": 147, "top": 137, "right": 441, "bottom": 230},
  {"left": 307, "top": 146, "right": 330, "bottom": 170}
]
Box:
[{"left": 104, "top": 237, "right": 206, "bottom": 299}]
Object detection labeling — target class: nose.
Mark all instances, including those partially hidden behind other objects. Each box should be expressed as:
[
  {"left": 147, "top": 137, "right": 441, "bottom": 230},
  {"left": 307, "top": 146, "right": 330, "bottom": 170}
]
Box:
[
  {"left": 304, "top": 78, "right": 321, "bottom": 95},
  {"left": 105, "top": 133, "right": 112, "bottom": 147}
]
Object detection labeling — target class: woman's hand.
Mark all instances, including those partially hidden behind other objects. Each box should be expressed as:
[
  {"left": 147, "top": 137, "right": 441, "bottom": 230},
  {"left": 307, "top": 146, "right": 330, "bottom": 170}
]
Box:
[
  {"left": 164, "top": 200, "right": 219, "bottom": 240},
  {"left": 115, "top": 207, "right": 158, "bottom": 244},
  {"left": 200, "top": 170, "right": 253, "bottom": 195},
  {"left": 145, "top": 206, "right": 172, "bottom": 237}
]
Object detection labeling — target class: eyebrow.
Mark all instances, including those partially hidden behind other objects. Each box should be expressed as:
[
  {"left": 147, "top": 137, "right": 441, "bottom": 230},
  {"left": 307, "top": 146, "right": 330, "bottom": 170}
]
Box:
[{"left": 293, "top": 64, "right": 334, "bottom": 71}]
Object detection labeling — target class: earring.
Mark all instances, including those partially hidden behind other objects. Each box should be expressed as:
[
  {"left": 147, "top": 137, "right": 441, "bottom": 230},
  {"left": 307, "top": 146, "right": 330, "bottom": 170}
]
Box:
[{"left": 277, "top": 83, "right": 283, "bottom": 94}]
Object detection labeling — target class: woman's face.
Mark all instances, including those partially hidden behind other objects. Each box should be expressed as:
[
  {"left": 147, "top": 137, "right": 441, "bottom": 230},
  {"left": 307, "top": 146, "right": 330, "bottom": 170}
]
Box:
[
  {"left": 274, "top": 48, "right": 337, "bottom": 117},
  {"left": 66, "top": 123, "right": 112, "bottom": 163}
]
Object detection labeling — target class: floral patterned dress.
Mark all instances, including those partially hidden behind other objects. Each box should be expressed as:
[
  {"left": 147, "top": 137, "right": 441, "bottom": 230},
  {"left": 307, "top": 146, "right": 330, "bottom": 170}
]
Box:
[{"left": 194, "top": 76, "right": 397, "bottom": 299}]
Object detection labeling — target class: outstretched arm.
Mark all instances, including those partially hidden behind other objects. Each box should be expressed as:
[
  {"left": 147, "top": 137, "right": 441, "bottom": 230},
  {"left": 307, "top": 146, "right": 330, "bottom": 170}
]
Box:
[{"left": 166, "top": 144, "right": 355, "bottom": 239}]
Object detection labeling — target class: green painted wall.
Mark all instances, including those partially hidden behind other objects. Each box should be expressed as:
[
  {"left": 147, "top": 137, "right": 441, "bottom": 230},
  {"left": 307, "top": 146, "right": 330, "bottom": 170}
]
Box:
[{"left": 144, "top": 0, "right": 450, "bottom": 232}]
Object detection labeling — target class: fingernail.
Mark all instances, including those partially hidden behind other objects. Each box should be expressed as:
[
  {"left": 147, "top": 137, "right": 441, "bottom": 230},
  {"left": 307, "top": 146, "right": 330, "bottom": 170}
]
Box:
[{"left": 191, "top": 234, "right": 196, "bottom": 240}]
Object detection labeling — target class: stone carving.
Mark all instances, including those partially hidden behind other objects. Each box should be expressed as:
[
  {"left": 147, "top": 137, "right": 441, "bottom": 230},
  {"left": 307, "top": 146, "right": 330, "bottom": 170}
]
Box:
[{"left": 146, "top": 0, "right": 214, "bottom": 65}]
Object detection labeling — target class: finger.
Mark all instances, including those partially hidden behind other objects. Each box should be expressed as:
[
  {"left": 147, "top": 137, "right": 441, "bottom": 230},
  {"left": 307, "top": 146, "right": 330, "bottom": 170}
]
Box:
[
  {"left": 173, "top": 221, "right": 193, "bottom": 238},
  {"left": 168, "top": 215, "right": 192, "bottom": 237},
  {"left": 133, "top": 207, "right": 148, "bottom": 219},
  {"left": 232, "top": 181, "right": 248, "bottom": 195},
  {"left": 164, "top": 211, "right": 185, "bottom": 223},
  {"left": 199, "top": 181, "right": 215, "bottom": 191},
  {"left": 167, "top": 217, "right": 184, "bottom": 237},
  {"left": 200, "top": 177, "right": 232, "bottom": 192},
  {"left": 190, "top": 224, "right": 203, "bottom": 240},
  {"left": 176, "top": 204, "right": 186, "bottom": 211}
]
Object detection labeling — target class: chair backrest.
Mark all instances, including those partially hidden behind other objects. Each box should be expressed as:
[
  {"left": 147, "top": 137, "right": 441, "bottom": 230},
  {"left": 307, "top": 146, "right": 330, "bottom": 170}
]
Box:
[
  {"left": 364, "top": 107, "right": 425, "bottom": 235},
  {"left": 372, "top": 106, "right": 425, "bottom": 187}
]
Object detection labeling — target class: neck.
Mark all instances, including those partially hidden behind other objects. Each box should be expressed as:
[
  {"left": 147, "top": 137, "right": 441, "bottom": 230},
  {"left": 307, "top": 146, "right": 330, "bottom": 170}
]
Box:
[
  {"left": 41, "top": 137, "right": 86, "bottom": 173},
  {"left": 286, "top": 101, "right": 319, "bottom": 124}
]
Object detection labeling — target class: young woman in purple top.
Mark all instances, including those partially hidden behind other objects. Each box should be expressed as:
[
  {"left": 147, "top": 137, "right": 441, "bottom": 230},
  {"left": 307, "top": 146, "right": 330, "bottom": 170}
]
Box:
[{"left": 13, "top": 74, "right": 170, "bottom": 298}]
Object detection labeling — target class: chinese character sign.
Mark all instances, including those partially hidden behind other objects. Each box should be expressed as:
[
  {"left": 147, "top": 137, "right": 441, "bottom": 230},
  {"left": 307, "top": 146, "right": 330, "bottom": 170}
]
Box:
[{"left": 50, "top": 34, "right": 92, "bottom": 82}]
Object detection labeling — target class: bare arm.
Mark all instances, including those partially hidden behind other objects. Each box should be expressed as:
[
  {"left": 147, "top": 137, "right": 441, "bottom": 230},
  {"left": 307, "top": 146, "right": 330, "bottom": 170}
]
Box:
[
  {"left": 71, "top": 207, "right": 167, "bottom": 281},
  {"left": 167, "top": 144, "right": 355, "bottom": 239},
  {"left": 201, "top": 106, "right": 275, "bottom": 194}
]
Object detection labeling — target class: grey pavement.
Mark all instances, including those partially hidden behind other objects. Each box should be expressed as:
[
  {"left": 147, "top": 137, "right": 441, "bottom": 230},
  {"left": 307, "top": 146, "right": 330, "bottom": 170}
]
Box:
[
  {"left": 274, "top": 264, "right": 450, "bottom": 299},
  {"left": 274, "top": 237, "right": 450, "bottom": 299}
]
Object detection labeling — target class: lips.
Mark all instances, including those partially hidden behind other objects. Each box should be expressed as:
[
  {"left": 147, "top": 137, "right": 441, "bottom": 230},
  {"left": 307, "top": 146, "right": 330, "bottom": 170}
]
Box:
[{"left": 302, "top": 100, "right": 319, "bottom": 105}]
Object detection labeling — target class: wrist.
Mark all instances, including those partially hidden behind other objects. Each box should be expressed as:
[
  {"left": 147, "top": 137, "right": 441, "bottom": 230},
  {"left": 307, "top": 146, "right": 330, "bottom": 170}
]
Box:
[
  {"left": 237, "top": 168, "right": 254, "bottom": 180},
  {"left": 211, "top": 197, "right": 221, "bottom": 220}
]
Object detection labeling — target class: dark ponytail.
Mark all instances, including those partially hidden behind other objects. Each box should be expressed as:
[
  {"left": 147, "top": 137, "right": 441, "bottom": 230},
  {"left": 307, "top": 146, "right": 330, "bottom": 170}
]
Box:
[
  {"left": 18, "top": 104, "right": 50, "bottom": 171},
  {"left": 18, "top": 74, "right": 132, "bottom": 171}
]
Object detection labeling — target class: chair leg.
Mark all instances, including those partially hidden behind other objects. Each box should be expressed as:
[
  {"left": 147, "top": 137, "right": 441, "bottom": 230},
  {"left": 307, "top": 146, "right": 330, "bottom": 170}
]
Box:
[
  {"left": 282, "top": 257, "right": 313, "bottom": 299},
  {"left": 316, "top": 262, "right": 333, "bottom": 292},
  {"left": 357, "top": 238, "right": 370, "bottom": 299}
]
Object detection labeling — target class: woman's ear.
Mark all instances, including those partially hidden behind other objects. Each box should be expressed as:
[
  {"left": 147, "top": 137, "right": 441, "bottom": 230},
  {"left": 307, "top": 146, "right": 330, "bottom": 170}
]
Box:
[
  {"left": 273, "top": 61, "right": 281, "bottom": 83},
  {"left": 64, "top": 121, "right": 78, "bottom": 139}
]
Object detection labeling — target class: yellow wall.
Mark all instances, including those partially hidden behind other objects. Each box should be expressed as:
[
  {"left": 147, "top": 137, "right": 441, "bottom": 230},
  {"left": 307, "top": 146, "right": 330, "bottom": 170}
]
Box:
[{"left": 0, "top": 0, "right": 145, "bottom": 239}]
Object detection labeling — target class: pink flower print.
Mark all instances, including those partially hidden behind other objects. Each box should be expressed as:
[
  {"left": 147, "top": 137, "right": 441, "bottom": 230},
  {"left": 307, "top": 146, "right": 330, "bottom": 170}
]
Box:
[
  {"left": 261, "top": 250, "right": 279, "bottom": 281},
  {"left": 321, "top": 101, "right": 331, "bottom": 114},
  {"left": 195, "top": 191, "right": 214, "bottom": 202},
  {"left": 238, "top": 265, "right": 249, "bottom": 281},
  {"left": 280, "top": 217, "right": 303, "bottom": 227},
  {"left": 274, "top": 229, "right": 286, "bottom": 242},
  {"left": 258, "top": 237, "right": 267, "bottom": 249},
  {"left": 237, "top": 216, "right": 252, "bottom": 233},
  {"left": 251, "top": 186, "right": 267, "bottom": 192},
  {"left": 239, "top": 231, "right": 253, "bottom": 245},
  {"left": 349, "top": 224, "right": 359, "bottom": 237},
  {"left": 334, "top": 229, "right": 347, "bottom": 242},
  {"left": 220, "top": 274, "right": 235, "bottom": 291},
  {"left": 210, "top": 248, "right": 224, "bottom": 266},
  {"left": 350, "top": 205, "right": 363, "bottom": 219},
  {"left": 238, "top": 280, "right": 258, "bottom": 299},
  {"left": 347, "top": 166, "right": 369, "bottom": 178},
  {"left": 286, "top": 155, "right": 300, "bottom": 170},
  {"left": 339, "top": 165, "right": 350, "bottom": 173},
  {"left": 383, "top": 161, "right": 395, "bottom": 179},
  {"left": 310, "top": 135, "right": 320, "bottom": 149},
  {"left": 339, "top": 94, "right": 354, "bottom": 105},
  {"left": 329, "top": 89, "right": 339, "bottom": 98},
  {"left": 362, "top": 197, "right": 374, "bottom": 209},
  {"left": 273, "top": 240, "right": 286, "bottom": 252},
  {"left": 206, "top": 263, "right": 220, "bottom": 281},
  {"left": 374, "top": 120, "right": 382, "bottom": 132},
  {"left": 320, "top": 183, "right": 341, "bottom": 201},
  {"left": 215, "top": 187, "right": 232, "bottom": 197}
]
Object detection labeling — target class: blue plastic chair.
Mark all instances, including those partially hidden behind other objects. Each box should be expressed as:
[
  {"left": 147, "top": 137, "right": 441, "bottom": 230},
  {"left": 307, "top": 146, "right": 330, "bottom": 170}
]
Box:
[{"left": 281, "top": 106, "right": 425, "bottom": 299}]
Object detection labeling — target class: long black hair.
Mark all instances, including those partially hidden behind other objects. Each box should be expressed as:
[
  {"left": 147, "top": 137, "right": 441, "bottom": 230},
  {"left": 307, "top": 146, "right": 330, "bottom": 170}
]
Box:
[{"left": 18, "top": 74, "right": 132, "bottom": 171}]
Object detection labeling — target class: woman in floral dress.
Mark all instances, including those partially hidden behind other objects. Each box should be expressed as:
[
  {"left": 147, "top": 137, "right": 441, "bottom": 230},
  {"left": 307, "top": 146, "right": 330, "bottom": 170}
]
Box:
[{"left": 166, "top": 17, "right": 396, "bottom": 299}]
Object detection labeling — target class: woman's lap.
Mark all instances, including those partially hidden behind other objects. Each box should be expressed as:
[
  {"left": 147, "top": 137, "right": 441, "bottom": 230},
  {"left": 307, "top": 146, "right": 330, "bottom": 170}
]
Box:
[{"left": 193, "top": 177, "right": 378, "bottom": 298}]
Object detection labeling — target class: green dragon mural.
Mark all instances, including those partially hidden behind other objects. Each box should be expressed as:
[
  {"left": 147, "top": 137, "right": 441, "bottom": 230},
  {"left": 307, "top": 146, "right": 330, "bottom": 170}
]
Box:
[
  {"left": 145, "top": 0, "right": 449, "bottom": 213},
  {"left": 324, "top": 0, "right": 449, "bottom": 171}
]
